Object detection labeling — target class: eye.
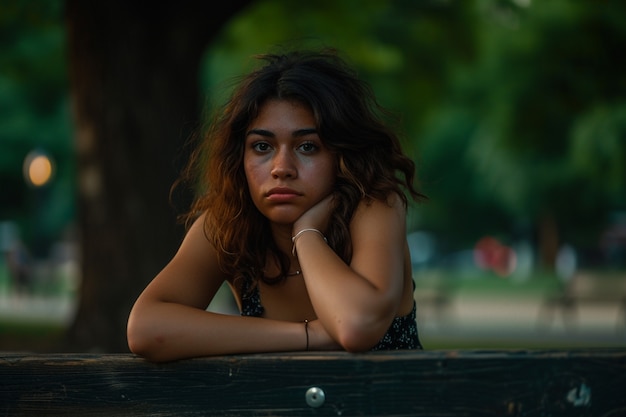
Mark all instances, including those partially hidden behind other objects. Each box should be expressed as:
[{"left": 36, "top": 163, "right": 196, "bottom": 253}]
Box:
[
  {"left": 252, "top": 141, "right": 272, "bottom": 152},
  {"left": 297, "top": 141, "right": 319, "bottom": 153}
]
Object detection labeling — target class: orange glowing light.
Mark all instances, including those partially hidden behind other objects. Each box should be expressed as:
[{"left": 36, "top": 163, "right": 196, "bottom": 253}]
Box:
[{"left": 24, "top": 151, "right": 54, "bottom": 187}]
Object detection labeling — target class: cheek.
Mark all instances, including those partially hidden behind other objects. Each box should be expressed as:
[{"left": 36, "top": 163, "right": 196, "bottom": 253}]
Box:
[
  {"left": 318, "top": 163, "right": 338, "bottom": 194},
  {"left": 243, "top": 159, "right": 260, "bottom": 188},
  {"left": 243, "top": 167, "right": 260, "bottom": 205},
  {"left": 245, "top": 175, "right": 263, "bottom": 211}
]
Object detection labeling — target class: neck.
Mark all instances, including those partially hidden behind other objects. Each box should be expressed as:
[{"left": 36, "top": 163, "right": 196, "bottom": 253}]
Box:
[{"left": 270, "top": 223, "right": 296, "bottom": 259}]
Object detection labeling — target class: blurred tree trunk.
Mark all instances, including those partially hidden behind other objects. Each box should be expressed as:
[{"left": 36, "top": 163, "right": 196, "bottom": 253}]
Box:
[
  {"left": 538, "top": 213, "right": 559, "bottom": 272},
  {"left": 64, "top": 1, "right": 251, "bottom": 352}
]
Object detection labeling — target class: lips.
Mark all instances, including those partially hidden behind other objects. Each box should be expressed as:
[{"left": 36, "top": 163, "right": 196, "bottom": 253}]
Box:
[{"left": 266, "top": 187, "right": 302, "bottom": 202}]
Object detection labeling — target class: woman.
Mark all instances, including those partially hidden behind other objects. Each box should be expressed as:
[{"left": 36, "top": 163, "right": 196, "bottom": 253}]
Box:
[{"left": 127, "top": 49, "right": 424, "bottom": 362}]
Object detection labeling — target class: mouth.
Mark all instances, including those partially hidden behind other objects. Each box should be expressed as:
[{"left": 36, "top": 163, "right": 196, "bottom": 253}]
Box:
[{"left": 266, "top": 187, "right": 302, "bottom": 202}]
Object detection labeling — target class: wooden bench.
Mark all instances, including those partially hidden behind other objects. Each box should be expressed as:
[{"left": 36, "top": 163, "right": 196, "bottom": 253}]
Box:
[{"left": 2, "top": 350, "right": 624, "bottom": 416}]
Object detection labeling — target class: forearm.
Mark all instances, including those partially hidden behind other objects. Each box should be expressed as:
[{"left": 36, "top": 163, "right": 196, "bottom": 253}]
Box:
[
  {"left": 295, "top": 233, "right": 397, "bottom": 351},
  {"left": 127, "top": 301, "right": 309, "bottom": 362}
]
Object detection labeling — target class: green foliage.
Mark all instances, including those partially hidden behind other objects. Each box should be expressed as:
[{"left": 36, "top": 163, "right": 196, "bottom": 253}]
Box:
[
  {"left": 2, "top": 0, "right": 625, "bottom": 261},
  {"left": 0, "top": 0, "right": 74, "bottom": 253},
  {"left": 570, "top": 104, "right": 626, "bottom": 205},
  {"left": 201, "top": 0, "right": 626, "bottom": 256},
  {"left": 454, "top": 0, "right": 626, "bottom": 245}
]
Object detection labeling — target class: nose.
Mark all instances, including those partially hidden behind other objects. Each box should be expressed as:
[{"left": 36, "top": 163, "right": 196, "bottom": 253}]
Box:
[{"left": 271, "top": 148, "right": 297, "bottom": 179}]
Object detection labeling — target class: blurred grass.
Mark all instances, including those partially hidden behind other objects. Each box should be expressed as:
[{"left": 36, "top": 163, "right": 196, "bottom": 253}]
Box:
[
  {"left": 0, "top": 268, "right": 624, "bottom": 352},
  {"left": 414, "top": 269, "right": 626, "bottom": 350},
  {"left": 413, "top": 268, "right": 564, "bottom": 299}
]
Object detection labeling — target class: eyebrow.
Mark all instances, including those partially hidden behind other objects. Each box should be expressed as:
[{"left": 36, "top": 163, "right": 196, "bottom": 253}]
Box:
[{"left": 246, "top": 128, "right": 318, "bottom": 138}]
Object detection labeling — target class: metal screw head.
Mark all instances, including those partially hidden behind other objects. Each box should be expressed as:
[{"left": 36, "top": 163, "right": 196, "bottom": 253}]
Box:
[{"left": 305, "top": 386, "right": 326, "bottom": 408}]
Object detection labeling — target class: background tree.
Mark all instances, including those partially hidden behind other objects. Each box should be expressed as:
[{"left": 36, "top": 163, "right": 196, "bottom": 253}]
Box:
[
  {"left": 64, "top": 0, "right": 251, "bottom": 352},
  {"left": 446, "top": 0, "right": 626, "bottom": 268}
]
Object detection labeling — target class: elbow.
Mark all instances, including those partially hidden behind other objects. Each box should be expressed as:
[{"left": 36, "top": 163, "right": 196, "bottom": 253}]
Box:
[
  {"left": 126, "top": 327, "right": 149, "bottom": 358},
  {"left": 334, "top": 319, "right": 387, "bottom": 353},
  {"left": 127, "top": 333, "right": 172, "bottom": 363},
  {"left": 126, "top": 316, "right": 151, "bottom": 358},
  {"left": 338, "top": 338, "right": 371, "bottom": 354},
  {"left": 126, "top": 313, "right": 170, "bottom": 363}
]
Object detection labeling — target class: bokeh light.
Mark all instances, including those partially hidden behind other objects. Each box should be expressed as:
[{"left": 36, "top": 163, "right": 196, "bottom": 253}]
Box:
[{"left": 23, "top": 150, "right": 54, "bottom": 187}]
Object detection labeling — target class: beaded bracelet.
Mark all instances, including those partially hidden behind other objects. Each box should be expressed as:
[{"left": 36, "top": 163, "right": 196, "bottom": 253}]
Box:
[{"left": 291, "top": 228, "right": 327, "bottom": 256}]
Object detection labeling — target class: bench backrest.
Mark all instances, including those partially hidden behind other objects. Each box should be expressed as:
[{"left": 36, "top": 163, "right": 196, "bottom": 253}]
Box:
[{"left": 2, "top": 349, "right": 624, "bottom": 416}]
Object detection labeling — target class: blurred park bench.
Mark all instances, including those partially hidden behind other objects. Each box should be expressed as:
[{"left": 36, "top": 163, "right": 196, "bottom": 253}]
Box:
[
  {"left": 538, "top": 271, "right": 626, "bottom": 330},
  {"left": 1, "top": 349, "right": 624, "bottom": 416}
]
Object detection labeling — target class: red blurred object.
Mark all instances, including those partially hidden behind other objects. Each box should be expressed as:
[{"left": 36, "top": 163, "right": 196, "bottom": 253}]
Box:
[{"left": 474, "top": 236, "right": 517, "bottom": 277}]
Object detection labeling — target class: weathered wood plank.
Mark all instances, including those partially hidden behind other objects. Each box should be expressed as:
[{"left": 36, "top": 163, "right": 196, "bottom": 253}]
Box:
[{"left": 1, "top": 350, "right": 625, "bottom": 416}]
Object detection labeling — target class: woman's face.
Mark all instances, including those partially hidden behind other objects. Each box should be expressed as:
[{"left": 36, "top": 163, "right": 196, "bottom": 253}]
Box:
[{"left": 244, "top": 99, "right": 336, "bottom": 225}]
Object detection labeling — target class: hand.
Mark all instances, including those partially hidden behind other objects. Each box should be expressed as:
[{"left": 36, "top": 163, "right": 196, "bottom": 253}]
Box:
[{"left": 293, "top": 194, "right": 334, "bottom": 235}]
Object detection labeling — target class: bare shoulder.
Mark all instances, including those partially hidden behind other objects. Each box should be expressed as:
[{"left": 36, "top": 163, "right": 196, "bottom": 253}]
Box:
[
  {"left": 145, "top": 212, "right": 227, "bottom": 308},
  {"left": 352, "top": 193, "right": 406, "bottom": 224},
  {"left": 348, "top": 193, "right": 408, "bottom": 294},
  {"left": 349, "top": 193, "right": 407, "bottom": 250},
  {"left": 173, "top": 213, "right": 226, "bottom": 282},
  {"left": 178, "top": 213, "right": 214, "bottom": 255}
]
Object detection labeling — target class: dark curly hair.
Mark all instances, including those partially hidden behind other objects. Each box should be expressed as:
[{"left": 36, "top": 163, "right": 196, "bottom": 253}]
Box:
[{"left": 180, "top": 48, "right": 424, "bottom": 290}]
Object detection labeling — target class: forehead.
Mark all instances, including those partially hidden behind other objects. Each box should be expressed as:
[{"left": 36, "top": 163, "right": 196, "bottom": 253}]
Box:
[{"left": 249, "top": 99, "right": 316, "bottom": 129}]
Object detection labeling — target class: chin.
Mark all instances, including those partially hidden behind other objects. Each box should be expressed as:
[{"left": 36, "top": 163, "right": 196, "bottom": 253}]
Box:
[{"left": 265, "top": 209, "right": 302, "bottom": 225}]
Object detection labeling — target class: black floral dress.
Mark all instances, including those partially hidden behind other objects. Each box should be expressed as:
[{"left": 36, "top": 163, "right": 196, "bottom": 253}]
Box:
[{"left": 240, "top": 279, "right": 423, "bottom": 350}]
